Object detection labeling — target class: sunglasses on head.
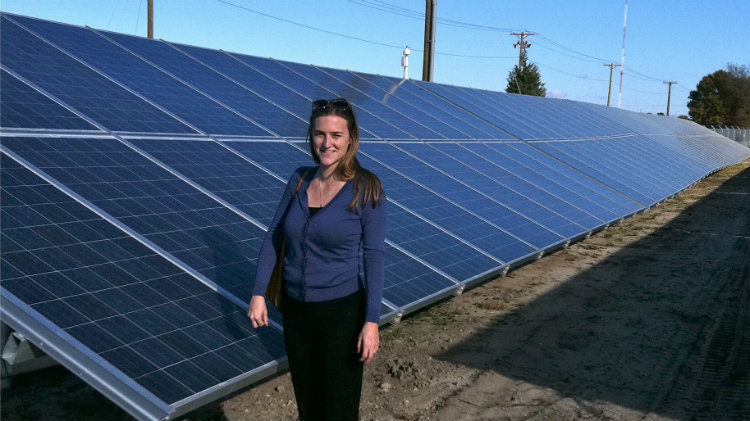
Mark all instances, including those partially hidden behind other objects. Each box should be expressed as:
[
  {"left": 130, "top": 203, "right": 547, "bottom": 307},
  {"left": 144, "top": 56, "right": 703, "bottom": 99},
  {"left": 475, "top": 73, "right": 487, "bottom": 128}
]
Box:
[{"left": 312, "top": 98, "right": 351, "bottom": 112}]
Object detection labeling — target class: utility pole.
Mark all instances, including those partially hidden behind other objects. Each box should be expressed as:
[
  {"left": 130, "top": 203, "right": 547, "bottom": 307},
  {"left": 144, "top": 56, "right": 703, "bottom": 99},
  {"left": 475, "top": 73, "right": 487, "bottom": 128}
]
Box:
[
  {"left": 510, "top": 31, "right": 534, "bottom": 69},
  {"left": 664, "top": 81, "right": 677, "bottom": 116},
  {"left": 618, "top": 0, "right": 628, "bottom": 108},
  {"left": 603, "top": 63, "right": 621, "bottom": 107},
  {"left": 422, "top": 0, "right": 436, "bottom": 82},
  {"left": 147, "top": 0, "right": 153, "bottom": 39}
]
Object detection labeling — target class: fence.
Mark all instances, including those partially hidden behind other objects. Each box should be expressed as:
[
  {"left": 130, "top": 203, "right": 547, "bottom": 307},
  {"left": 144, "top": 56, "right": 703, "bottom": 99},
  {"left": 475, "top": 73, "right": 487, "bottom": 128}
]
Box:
[{"left": 711, "top": 126, "right": 750, "bottom": 148}]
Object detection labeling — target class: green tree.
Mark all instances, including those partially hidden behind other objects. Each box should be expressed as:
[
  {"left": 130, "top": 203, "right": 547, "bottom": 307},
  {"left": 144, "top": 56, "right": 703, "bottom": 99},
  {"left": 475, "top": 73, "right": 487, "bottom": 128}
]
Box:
[
  {"left": 687, "top": 63, "right": 750, "bottom": 127},
  {"left": 506, "top": 51, "right": 546, "bottom": 97}
]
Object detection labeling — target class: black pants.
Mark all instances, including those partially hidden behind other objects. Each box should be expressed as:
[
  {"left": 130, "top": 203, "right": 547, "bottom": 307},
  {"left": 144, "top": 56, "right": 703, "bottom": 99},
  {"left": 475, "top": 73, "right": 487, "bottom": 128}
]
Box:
[{"left": 283, "top": 291, "right": 365, "bottom": 421}]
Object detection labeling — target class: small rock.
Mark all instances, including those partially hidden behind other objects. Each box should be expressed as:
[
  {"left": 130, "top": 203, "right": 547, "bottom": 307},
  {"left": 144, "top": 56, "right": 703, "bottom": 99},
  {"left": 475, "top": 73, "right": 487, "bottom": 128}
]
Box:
[
  {"left": 380, "top": 382, "right": 392, "bottom": 391},
  {"left": 275, "top": 385, "right": 285, "bottom": 393}
]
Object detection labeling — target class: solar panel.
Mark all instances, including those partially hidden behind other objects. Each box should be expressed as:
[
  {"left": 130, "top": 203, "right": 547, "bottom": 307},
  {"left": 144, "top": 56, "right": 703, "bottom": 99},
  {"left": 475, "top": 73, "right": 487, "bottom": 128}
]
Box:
[
  {"left": 0, "top": 151, "right": 285, "bottom": 420},
  {"left": 166, "top": 42, "right": 312, "bottom": 138},
  {"left": 458, "top": 142, "right": 621, "bottom": 224},
  {"left": 313, "top": 66, "right": 467, "bottom": 140},
  {"left": 489, "top": 142, "right": 644, "bottom": 215},
  {"left": 2, "top": 11, "right": 749, "bottom": 421},
  {"left": 385, "top": 202, "right": 501, "bottom": 283},
  {"left": 602, "top": 136, "right": 703, "bottom": 190},
  {"left": 430, "top": 142, "right": 606, "bottom": 231},
  {"left": 419, "top": 81, "right": 630, "bottom": 140},
  {"left": 9, "top": 14, "right": 271, "bottom": 137},
  {"left": 98, "top": 31, "right": 307, "bottom": 138},
  {"left": 1, "top": 135, "right": 267, "bottom": 304},
  {"left": 355, "top": 152, "right": 539, "bottom": 265},
  {"left": 0, "top": 69, "right": 99, "bottom": 131},
  {"left": 412, "top": 81, "right": 532, "bottom": 140},
  {"left": 381, "top": 246, "right": 457, "bottom": 310},
  {"left": 395, "top": 142, "right": 591, "bottom": 239},
  {"left": 227, "top": 53, "right": 409, "bottom": 140},
  {"left": 352, "top": 73, "right": 508, "bottom": 140},
  {"left": 280, "top": 61, "right": 448, "bottom": 140},
  {"left": 359, "top": 142, "right": 567, "bottom": 250},
  {"left": 474, "top": 88, "right": 632, "bottom": 139},
  {"left": 1, "top": 15, "right": 195, "bottom": 135},
  {"left": 127, "top": 138, "right": 286, "bottom": 227},
  {"left": 533, "top": 140, "right": 661, "bottom": 206}
]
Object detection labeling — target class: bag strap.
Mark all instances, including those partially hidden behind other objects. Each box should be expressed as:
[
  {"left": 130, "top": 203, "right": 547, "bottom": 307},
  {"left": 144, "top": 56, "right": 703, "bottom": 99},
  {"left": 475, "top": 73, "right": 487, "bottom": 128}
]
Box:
[
  {"left": 295, "top": 168, "right": 312, "bottom": 195},
  {"left": 279, "top": 168, "right": 312, "bottom": 221}
]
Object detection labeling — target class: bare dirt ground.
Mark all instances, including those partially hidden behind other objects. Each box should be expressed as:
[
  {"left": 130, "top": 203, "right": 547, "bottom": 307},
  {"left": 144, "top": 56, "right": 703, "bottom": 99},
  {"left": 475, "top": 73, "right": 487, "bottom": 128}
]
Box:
[{"left": 2, "top": 161, "right": 748, "bottom": 421}]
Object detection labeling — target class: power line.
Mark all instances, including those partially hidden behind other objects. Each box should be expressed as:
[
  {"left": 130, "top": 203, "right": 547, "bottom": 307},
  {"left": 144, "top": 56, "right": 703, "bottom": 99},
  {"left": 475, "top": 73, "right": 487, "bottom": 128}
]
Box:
[
  {"left": 217, "top": 0, "right": 404, "bottom": 50},
  {"left": 534, "top": 34, "right": 615, "bottom": 63},
  {"left": 535, "top": 62, "right": 609, "bottom": 82},
  {"left": 217, "top": 0, "right": 680, "bottom": 93},
  {"left": 348, "top": 0, "right": 676, "bottom": 86},
  {"left": 217, "top": 0, "right": 517, "bottom": 59},
  {"left": 532, "top": 41, "right": 611, "bottom": 64},
  {"left": 349, "top": 0, "right": 519, "bottom": 31}
]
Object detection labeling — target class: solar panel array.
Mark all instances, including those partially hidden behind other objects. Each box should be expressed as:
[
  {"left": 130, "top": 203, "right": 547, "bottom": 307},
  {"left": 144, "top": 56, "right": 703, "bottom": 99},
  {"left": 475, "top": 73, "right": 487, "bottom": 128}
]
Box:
[{"left": 1, "top": 13, "right": 747, "bottom": 421}]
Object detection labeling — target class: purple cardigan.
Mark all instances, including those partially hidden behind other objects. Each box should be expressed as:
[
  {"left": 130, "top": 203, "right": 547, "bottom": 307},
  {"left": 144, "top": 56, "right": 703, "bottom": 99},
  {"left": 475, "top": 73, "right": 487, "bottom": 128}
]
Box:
[{"left": 252, "top": 167, "right": 386, "bottom": 323}]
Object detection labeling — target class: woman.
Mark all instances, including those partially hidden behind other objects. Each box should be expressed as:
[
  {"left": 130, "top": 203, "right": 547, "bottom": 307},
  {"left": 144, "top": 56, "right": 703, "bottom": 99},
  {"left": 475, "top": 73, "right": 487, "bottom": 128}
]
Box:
[{"left": 248, "top": 98, "right": 386, "bottom": 421}]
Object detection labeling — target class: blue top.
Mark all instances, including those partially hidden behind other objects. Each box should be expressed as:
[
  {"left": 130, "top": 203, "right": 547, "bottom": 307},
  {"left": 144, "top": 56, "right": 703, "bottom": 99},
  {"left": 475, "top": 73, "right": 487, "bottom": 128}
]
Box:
[{"left": 252, "top": 166, "right": 387, "bottom": 323}]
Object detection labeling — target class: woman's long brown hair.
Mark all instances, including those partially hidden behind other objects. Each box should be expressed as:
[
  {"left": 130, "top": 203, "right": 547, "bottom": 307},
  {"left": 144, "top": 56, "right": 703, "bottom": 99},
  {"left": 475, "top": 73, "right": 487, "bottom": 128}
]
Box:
[{"left": 307, "top": 100, "right": 384, "bottom": 214}]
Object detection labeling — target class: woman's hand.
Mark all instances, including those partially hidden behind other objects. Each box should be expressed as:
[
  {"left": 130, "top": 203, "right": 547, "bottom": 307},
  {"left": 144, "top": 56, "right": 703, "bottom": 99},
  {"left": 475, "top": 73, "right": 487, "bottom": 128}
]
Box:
[
  {"left": 357, "top": 321, "right": 379, "bottom": 364},
  {"left": 247, "top": 295, "right": 269, "bottom": 328}
]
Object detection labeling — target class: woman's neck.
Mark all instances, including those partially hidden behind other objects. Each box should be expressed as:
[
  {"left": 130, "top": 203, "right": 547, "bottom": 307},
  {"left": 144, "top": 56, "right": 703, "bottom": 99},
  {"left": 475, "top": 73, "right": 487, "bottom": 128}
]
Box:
[{"left": 317, "top": 164, "right": 338, "bottom": 182}]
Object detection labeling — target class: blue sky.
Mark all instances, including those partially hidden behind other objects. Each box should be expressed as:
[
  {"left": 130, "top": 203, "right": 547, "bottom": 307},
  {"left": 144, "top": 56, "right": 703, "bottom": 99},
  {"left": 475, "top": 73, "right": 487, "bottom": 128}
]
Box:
[{"left": 2, "top": 0, "right": 748, "bottom": 118}]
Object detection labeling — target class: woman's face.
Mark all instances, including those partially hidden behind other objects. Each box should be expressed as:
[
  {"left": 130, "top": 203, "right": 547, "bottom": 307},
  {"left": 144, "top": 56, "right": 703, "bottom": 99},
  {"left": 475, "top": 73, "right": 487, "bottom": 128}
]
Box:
[{"left": 313, "top": 115, "right": 350, "bottom": 169}]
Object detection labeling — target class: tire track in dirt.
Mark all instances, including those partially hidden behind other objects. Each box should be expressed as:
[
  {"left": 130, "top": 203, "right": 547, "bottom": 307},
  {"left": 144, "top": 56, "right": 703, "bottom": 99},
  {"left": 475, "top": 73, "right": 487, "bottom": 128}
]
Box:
[{"left": 650, "top": 167, "right": 750, "bottom": 420}]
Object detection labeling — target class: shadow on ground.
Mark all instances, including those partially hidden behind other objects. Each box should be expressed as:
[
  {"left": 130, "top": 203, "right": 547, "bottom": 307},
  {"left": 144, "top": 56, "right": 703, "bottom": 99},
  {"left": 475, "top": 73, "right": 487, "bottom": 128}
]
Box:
[{"left": 437, "top": 167, "right": 750, "bottom": 420}]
